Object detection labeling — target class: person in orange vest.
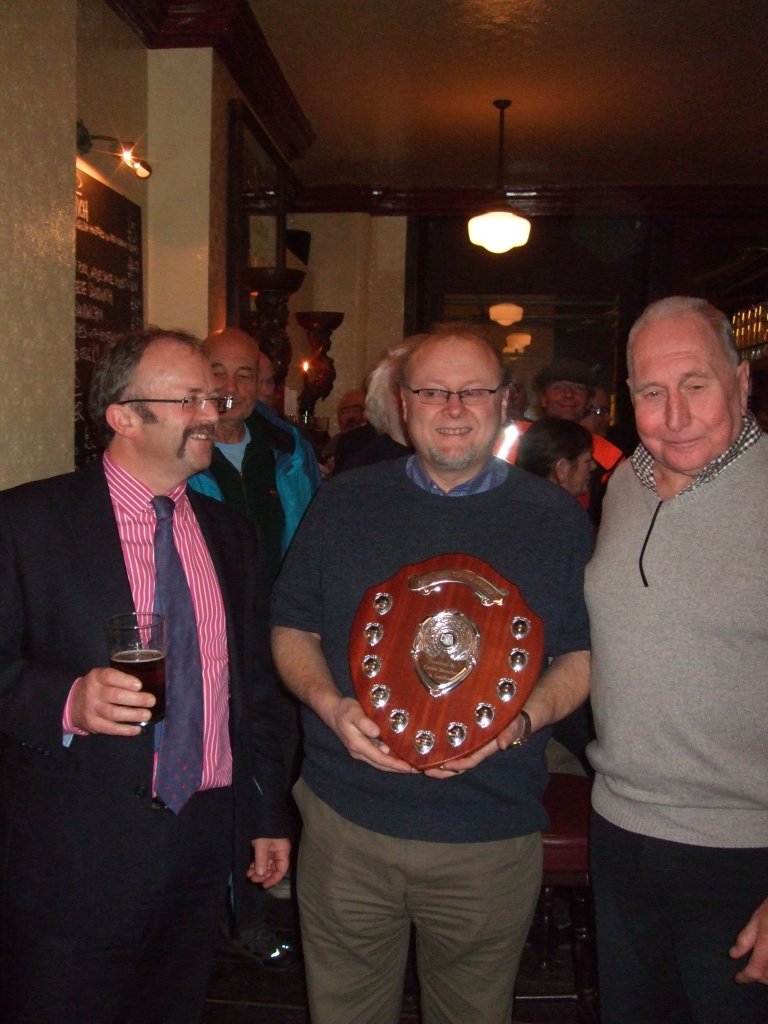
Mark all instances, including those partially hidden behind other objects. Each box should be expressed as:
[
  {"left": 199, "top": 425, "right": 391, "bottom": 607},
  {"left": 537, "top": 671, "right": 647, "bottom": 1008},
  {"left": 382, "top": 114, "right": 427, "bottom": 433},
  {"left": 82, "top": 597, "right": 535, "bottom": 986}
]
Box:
[{"left": 495, "top": 359, "right": 623, "bottom": 525}]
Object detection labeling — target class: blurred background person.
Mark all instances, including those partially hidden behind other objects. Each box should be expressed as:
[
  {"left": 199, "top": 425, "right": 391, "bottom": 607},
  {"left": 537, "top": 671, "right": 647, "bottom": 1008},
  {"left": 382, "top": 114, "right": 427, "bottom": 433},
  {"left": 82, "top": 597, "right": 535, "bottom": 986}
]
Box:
[
  {"left": 516, "top": 416, "right": 596, "bottom": 777},
  {"left": 336, "top": 388, "right": 367, "bottom": 432},
  {"left": 533, "top": 359, "right": 623, "bottom": 526},
  {"left": 321, "top": 387, "right": 369, "bottom": 473},
  {"left": 517, "top": 417, "right": 596, "bottom": 500},
  {"left": 335, "top": 339, "right": 416, "bottom": 474},
  {"left": 191, "top": 327, "right": 320, "bottom": 582},
  {"left": 582, "top": 381, "right": 640, "bottom": 456},
  {"left": 507, "top": 374, "right": 530, "bottom": 422},
  {"left": 257, "top": 349, "right": 278, "bottom": 409},
  {"left": 580, "top": 383, "right": 611, "bottom": 437},
  {"left": 189, "top": 327, "right": 317, "bottom": 968},
  {"left": 533, "top": 359, "right": 593, "bottom": 422},
  {"left": 497, "top": 359, "right": 593, "bottom": 460}
]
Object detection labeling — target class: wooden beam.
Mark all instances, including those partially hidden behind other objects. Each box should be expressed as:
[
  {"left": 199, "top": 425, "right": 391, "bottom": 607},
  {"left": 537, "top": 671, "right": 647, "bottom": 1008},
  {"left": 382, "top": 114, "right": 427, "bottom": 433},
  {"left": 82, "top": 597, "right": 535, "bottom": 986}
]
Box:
[
  {"left": 105, "top": 0, "right": 314, "bottom": 162},
  {"left": 281, "top": 183, "right": 768, "bottom": 219}
]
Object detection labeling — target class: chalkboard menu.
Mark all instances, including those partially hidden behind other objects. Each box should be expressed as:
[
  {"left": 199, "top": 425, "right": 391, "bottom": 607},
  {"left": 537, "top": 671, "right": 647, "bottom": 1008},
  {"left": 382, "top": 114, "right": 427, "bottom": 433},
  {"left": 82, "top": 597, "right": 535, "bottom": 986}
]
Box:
[{"left": 75, "top": 168, "right": 143, "bottom": 467}]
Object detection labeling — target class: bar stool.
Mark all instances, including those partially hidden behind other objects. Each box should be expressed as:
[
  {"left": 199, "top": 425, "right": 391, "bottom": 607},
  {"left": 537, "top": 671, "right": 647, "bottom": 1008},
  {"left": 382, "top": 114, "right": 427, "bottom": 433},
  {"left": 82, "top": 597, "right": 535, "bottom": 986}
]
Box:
[{"left": 515, "top": 773, "right": 598, "bottom": 1023}]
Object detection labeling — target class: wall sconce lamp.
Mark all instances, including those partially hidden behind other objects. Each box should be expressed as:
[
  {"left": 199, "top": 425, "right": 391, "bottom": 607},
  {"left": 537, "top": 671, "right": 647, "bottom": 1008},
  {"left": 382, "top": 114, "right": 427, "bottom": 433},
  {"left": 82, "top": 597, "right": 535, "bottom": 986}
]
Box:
[
  {"left": 76, "top": 119, "right": 152, "bottom": 178},
  {"left": 468, "top": 100, "right": 530, "bottom": 254}
]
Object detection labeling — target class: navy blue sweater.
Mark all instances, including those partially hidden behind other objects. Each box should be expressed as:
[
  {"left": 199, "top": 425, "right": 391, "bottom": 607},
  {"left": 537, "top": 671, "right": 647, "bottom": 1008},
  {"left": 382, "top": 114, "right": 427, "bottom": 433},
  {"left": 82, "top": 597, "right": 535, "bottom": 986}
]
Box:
[{"left": 272, "top": 458, "right": 592, "bottom": 843}]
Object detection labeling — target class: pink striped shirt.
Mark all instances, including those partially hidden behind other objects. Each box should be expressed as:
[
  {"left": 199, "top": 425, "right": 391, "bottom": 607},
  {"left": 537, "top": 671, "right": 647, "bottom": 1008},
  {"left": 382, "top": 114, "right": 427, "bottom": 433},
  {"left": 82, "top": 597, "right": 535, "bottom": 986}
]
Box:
[{"left": 77, "top": 453, "right": 232, "bottom": 790}]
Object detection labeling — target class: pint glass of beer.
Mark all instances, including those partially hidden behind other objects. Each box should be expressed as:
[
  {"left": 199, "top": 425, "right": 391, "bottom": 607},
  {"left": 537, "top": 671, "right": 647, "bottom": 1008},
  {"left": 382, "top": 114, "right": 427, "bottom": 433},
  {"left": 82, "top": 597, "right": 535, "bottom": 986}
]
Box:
[{"left": 104, "top": 612, "right": 167, "bottom": 722}]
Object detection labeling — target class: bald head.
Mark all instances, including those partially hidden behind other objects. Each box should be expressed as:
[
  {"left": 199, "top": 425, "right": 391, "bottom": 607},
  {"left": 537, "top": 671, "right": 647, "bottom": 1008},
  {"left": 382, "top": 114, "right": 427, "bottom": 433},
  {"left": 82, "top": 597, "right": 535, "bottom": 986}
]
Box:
[
  {"left": 204, "top": 326, "right": 261, "bottom": 441},
  {"left": 337, "top": 389, "right": 367, "bottom": 431},
  {"left": 204, "top": 326, "right": 260, "bottom": 361}
]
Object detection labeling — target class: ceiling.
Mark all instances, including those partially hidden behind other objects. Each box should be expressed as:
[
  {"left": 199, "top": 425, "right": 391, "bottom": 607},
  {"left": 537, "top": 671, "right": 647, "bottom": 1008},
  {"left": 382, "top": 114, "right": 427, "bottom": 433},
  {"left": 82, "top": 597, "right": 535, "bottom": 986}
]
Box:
[
  {"left": 108, "top": 0, "right": 768, "bottom": 217},
  {"left": 248, "top": 0, "right": 768, "bottom": 194}
]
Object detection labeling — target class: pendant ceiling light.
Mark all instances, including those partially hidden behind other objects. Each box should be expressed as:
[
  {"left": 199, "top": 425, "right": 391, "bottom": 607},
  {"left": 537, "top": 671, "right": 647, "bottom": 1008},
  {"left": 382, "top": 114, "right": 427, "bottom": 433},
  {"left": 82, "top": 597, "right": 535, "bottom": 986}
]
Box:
[
  {"left": 468, "top": 99, "right": 530, "bottom": 254},
  {"left": 489, "top": 302, "right": 524, "bottom": 326}
]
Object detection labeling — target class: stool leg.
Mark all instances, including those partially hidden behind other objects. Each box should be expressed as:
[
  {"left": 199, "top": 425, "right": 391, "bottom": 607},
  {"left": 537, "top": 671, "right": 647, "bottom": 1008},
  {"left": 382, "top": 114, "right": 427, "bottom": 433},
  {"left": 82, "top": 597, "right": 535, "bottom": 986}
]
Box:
[
  {"left": 533, "top": 885, "right": 556, "bottom": 971},
  {"left": 569, "top": 887, "right": 598, "bottom": 1023}
]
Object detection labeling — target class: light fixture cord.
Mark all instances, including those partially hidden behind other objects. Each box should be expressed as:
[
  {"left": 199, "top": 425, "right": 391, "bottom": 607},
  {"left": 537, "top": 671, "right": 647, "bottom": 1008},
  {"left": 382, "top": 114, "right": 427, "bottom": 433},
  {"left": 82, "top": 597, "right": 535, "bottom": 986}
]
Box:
[
  {"left": 493, "top": 99, "right": 511, "bottom": 196},
  {"left": 496, "top": 106, "right": 505, "bottom": 192}
]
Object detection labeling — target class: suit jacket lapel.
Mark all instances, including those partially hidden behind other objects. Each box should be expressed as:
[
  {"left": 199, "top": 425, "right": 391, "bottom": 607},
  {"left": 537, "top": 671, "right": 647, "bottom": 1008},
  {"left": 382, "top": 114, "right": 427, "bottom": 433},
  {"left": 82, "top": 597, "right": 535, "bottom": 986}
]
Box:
[{"left": 70, "top": 461, "right": 135, "bottom": 621}]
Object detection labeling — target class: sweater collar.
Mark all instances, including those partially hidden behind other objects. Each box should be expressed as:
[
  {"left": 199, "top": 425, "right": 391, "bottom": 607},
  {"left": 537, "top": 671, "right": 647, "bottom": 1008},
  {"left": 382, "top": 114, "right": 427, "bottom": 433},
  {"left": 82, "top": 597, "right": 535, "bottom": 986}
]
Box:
[
  {"left": 630, "top": 414, "right": 761, "bottom": 496},
  {"left": 406, "top": 454, "right": 509, "bottom": 496}
]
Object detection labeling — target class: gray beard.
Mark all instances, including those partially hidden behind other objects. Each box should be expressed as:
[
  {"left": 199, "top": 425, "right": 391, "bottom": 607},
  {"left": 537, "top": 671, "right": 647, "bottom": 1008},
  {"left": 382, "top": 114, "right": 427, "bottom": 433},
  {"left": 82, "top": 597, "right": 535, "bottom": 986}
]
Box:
[{"left": 426, "top": 444, "right": 479, "bottom": 473}]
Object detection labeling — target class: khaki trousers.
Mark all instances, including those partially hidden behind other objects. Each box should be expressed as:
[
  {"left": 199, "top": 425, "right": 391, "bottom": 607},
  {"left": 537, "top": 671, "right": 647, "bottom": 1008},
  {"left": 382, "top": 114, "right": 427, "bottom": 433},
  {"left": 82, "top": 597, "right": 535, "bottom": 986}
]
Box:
[{"left": 294, "top": 779, "right": 542, "bottom": 1024}]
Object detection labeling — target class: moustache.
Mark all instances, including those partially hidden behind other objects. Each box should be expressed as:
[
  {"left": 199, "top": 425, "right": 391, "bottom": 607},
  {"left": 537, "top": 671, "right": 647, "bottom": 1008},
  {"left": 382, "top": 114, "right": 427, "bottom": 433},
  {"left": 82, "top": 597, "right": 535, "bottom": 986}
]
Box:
[
  {"left": 176, "top": 423, "right": 215, "bottom": 461},
  {"left": 182, "top": 423, "right": 216, "bottom": 442}
]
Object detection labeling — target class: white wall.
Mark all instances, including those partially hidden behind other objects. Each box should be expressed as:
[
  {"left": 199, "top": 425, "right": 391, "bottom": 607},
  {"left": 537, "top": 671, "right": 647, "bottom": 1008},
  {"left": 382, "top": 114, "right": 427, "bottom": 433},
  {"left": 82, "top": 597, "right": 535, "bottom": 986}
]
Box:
[
  {"left": 0, "top": 3, "right": 409, "bottom": 486},
  {"left": 77, "top": 0, "right": 148, "bottom": 212},
  {"left": 286, "top": 213, "right": 407, "bottom": 429},
  {"left": 146, "top": 50, "right": 214, "bottom": 337},
  {"left": 0, "top": 1, "right": 77, "bottom": 487}
]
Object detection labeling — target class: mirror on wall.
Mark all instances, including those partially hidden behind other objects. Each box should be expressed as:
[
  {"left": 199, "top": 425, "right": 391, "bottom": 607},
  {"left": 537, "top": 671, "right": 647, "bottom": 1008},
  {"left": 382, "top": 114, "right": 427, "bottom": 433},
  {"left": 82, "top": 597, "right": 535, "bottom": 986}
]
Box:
[
  {"left": 227, "top": 99, "right": 289, "bottom": 322},
  {"left": 441, "top": 293, "right": 621, "bottom": 402}
]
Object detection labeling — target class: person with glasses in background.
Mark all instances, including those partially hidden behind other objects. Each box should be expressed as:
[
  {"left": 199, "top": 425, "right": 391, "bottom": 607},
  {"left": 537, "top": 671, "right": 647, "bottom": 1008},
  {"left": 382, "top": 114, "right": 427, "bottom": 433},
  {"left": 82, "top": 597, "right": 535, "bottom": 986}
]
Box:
[
  {"left": 0, "top": 327, "right": 290, "bottom": 1024},
  {"left": 580, "top": 383, "right": 611, "bottom": 437},
  {"left": 271, "top": 322, "right": 593, "bottom": 1024}
]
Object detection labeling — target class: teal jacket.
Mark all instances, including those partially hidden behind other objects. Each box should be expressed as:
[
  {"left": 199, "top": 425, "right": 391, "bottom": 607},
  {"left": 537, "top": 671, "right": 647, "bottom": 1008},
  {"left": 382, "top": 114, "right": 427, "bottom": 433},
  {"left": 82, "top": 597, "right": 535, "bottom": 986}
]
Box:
[{"left": 189, "top": 405, "right": 320, "bottom": 582}]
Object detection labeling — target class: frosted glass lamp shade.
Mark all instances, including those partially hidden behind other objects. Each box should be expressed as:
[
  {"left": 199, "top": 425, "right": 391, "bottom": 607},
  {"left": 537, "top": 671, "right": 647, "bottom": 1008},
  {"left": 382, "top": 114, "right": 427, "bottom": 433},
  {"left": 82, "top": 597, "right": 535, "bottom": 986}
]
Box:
[
  {"left": 503, "top": 332, "right": 532, "bottom": 354},
  {"left": 468, "top": 210, "right": 531, "bottom": 253},
  {"left": 489, "top": 303, "right": 524, "bottom": 326}
]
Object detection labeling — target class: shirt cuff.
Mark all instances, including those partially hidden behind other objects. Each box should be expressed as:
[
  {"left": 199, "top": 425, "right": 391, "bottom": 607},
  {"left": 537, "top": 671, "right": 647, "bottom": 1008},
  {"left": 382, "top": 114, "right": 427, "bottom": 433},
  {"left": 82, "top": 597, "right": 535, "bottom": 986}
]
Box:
[{"left": 62, "top": 678, "right": 89, "bottom": 744}]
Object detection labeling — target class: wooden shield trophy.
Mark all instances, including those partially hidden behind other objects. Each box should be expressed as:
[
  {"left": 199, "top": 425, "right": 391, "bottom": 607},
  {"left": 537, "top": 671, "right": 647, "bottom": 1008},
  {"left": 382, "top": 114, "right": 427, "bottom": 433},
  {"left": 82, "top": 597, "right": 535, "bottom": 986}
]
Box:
[{"left": 349, "top": 554, "right": 544, "bottom": 769}]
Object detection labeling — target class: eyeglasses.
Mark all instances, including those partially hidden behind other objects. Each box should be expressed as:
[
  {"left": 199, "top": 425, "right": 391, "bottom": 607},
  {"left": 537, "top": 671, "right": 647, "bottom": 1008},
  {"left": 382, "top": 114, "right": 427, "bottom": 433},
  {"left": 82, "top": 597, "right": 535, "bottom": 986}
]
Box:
[
  {"left": 116, "top": 395, "right": 226, "bottom": 412},
  {"left": 588, "top": 405, "right": 608, "bottom": 416},
  {"left": 403, "top": 385, "right": 504, "bottom": 406}
]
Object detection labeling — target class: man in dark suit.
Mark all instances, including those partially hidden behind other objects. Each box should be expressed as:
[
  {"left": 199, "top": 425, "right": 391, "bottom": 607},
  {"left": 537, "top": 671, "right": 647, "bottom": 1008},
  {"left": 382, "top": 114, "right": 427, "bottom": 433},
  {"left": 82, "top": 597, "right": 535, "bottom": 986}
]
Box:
[{"left": 0, "top": 327, "right": 290, "bottom": 1024}]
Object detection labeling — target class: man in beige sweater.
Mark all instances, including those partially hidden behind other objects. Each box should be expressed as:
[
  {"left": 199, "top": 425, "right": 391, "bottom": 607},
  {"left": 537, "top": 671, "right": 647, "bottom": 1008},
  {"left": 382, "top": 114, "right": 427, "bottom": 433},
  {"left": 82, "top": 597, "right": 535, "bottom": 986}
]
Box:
[{"left": 586, "top": 296, "right": 768, "bottom": 1024}]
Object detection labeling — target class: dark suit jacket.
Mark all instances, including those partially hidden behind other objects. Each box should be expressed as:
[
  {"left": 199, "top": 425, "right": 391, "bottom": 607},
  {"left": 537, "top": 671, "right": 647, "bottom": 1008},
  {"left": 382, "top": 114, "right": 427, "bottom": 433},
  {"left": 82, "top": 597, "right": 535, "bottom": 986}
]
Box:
[
  {"left": 332, "top": 422, "right": 377, "bottom": 475},
  {"left": 0, "top": 459, "right": 290, "bottom": 910}
]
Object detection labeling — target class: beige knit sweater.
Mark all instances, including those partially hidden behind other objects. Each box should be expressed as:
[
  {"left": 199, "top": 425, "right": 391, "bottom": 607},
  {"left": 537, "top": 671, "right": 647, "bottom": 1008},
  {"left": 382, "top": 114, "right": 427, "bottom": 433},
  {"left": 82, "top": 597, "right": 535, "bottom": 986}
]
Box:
[{"left": 586, "top": 434, "right": 768, "bottom": 847}]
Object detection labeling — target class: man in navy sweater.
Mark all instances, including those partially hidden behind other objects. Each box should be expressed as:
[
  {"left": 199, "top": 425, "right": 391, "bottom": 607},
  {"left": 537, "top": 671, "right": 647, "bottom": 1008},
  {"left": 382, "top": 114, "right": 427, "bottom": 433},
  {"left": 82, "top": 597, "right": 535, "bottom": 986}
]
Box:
[{"left": 272, "top": 322, "right": 593, "bottom": 1024}]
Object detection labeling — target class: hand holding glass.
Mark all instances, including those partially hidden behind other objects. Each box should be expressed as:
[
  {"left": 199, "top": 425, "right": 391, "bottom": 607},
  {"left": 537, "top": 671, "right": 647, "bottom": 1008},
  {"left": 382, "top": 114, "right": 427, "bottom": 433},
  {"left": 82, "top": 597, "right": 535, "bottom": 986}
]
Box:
[{"left": 104, "top": 612, "right": 166, "bottom": 723}]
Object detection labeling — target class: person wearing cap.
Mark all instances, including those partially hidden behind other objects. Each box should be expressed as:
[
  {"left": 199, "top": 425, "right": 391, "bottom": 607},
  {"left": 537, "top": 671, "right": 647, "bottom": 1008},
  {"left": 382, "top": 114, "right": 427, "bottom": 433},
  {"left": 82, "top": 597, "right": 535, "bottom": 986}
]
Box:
[
  {"left": 535, "top": 358, "right": 595, "bottom": 422},
  {"left": 497, "top": 358, "right": 624, "bottom": 525},
  {"left": 535, "top": 362, "right": 624, "bottom": 478}
]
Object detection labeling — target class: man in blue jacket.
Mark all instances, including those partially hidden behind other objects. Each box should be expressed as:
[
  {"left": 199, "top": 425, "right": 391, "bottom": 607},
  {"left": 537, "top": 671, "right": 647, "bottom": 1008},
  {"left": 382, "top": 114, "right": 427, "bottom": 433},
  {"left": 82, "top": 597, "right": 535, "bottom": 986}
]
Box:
[
  {"left": 190, "top": 326, "right": 319, "bottom": 966},
  {"left": 190, "top": 326, "right": 321, "bottom": 580}
]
